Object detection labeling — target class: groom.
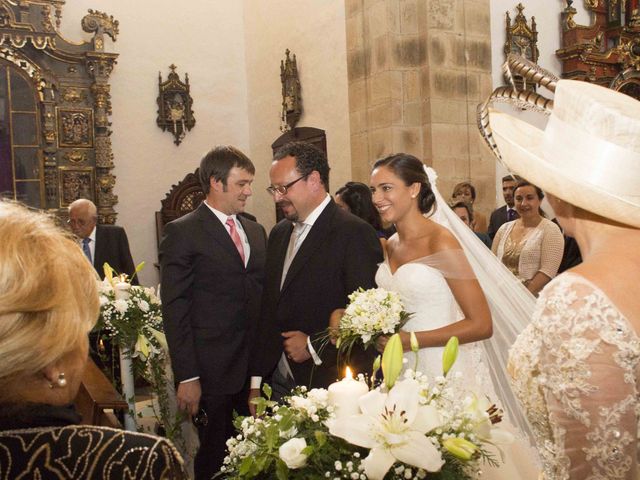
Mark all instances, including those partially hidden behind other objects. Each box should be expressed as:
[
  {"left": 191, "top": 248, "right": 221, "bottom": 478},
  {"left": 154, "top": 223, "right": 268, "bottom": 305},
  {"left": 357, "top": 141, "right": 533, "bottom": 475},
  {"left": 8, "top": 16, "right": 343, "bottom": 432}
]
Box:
[{"left": 249, "top": 142, "right": 382, "bottom": 407}]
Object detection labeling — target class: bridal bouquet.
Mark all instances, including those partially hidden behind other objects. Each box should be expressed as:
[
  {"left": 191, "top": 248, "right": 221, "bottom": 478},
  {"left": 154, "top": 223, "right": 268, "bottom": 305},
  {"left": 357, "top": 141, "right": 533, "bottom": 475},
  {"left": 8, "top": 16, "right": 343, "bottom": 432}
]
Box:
[
  {"left": 329, "top": 287, "right": 412, "bottom": 361},
  {"left": 217, "top": 336, "right": 512, "bottom": 480}
]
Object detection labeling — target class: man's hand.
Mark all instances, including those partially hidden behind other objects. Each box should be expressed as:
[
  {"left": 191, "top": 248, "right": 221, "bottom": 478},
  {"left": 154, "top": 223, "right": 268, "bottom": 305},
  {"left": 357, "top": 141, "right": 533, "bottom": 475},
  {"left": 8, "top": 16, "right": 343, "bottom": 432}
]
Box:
[
  {"left": 176, "top": 379, "right": 201, "bottom": 416},
  {"left": 282, "top": 330, "right": 311, "bottom": 363},
  {"left": 248, "top": 388, "right": 261, "bottom": 417},
  {"left": 329, "top": 309, "right": 345, "bottom": 345}
]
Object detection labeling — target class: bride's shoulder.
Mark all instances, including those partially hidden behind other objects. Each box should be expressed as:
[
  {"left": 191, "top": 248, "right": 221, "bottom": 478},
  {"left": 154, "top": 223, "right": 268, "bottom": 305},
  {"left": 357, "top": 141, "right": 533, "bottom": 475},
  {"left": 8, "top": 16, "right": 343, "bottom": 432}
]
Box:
[{"left": 426, "top": 220, "right": 462, "bottom": 252}]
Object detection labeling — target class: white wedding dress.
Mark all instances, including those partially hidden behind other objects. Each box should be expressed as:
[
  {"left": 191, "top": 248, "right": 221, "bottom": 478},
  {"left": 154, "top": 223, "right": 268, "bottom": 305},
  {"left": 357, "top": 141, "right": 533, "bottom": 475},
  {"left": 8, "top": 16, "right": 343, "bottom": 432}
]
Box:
[{"left": 376, "top": 255, "right": 540, "bottom": 479}]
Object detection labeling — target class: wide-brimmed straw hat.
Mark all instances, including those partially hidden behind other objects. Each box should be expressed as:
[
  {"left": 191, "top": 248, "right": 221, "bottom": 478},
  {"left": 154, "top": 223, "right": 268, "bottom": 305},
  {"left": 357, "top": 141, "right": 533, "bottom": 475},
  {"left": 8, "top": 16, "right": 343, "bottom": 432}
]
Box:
[{"left": 485, "top": 78, "right": 640, "bottom": 228}]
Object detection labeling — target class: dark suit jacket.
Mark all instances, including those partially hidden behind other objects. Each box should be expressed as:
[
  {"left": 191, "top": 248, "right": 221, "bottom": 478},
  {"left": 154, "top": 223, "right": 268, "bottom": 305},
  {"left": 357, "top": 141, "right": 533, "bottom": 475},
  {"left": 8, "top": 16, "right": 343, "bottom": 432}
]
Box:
[
  {"left": 253, "top": 199, "right": 383, "bottom": 389},
  {"left": 159, "top": 203, "right": 267, "bottom": 396},
  {"left": 487, "top": 205, "right": 519, "bottom": 241},
  {"left": 93, "top": 224, "right": 138, "bottom": 284}
]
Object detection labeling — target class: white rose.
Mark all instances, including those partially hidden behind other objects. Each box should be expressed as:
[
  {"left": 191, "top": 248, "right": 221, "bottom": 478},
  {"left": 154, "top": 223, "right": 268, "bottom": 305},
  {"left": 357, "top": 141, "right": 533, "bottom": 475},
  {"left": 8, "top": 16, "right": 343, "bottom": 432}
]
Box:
[
  {"left": 278, "top": 437, "right": 308, "bottom": 469},
  {"left": 114, "top": 299, "right": 128, "bottom": 313}
]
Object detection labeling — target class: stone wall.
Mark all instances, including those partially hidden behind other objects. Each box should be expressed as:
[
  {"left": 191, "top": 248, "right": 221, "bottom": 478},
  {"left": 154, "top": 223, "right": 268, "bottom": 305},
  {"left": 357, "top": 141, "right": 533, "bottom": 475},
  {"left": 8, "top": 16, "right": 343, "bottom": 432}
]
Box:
[{"left": 345, "top": 0, "right": 495, "bottom": 218}]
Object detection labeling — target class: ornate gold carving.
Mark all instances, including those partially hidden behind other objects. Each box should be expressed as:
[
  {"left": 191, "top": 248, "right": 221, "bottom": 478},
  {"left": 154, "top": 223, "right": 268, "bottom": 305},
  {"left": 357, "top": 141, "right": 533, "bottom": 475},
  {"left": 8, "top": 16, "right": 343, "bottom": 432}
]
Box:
[
  {"left": 63, "top": 150, "right": 88, "bottom": 164},
  {"left": 62, "top": 87, "right": 88, "bottom": 104},
  {"left": 157, "top": 64, "right": 195, "bottom": 145},
  {"left": 86, "top": 54, "right": 117, "bottom": 79},
  {"left": 94, "top": 136, "right": 114, "bottom": 168},
  {"left": 81, "top": 10, "right": 119, "bottom": 42},
  {"left": 57, "top": 109, "right": 94, "bottom": 148},
  {"left": 504, "top": 4, "right": 539, "bottom": 91},
  {"left": 59, "top": 167, "right": 95, "bottom": 207},
  {"left": 280, "top": 49, "right": 302, "bottom": 132}
]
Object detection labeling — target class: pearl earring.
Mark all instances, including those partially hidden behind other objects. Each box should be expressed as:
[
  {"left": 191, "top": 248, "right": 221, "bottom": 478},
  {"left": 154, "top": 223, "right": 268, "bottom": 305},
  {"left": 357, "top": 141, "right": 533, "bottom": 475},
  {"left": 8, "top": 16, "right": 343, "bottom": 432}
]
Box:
[{"left": 50, "top": 373, "right": 67, "bottom": 388}]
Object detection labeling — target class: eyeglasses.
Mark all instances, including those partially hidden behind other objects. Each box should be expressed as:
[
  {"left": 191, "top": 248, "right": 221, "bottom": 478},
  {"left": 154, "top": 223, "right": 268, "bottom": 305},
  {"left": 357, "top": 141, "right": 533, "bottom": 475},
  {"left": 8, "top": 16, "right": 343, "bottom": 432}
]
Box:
[{"left": 266, "top": 174, "right": 309, "bottom": 196}]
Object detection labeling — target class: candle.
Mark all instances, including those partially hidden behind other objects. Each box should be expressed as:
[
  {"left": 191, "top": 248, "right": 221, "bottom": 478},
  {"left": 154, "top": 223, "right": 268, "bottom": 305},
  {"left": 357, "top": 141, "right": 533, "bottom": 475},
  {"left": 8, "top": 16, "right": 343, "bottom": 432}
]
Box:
[
  {"left": 114, "top": 281, "right": 130, "bottom": 301},
  {"left": 328, "top": 367, "right": 368, "bottom": 419}
]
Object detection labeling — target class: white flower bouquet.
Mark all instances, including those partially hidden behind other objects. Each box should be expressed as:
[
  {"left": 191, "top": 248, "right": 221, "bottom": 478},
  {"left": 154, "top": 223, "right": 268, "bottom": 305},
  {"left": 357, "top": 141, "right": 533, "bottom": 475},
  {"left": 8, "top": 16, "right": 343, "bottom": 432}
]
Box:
[
  {"left": 216, "top": 336, "right": 512, "bottom": 480},
  {"left": 95, "top": 263, "right": 186, "bottom": 450},
  {"left": 324, "top": 287, "right": 411, "bottom": 364}
]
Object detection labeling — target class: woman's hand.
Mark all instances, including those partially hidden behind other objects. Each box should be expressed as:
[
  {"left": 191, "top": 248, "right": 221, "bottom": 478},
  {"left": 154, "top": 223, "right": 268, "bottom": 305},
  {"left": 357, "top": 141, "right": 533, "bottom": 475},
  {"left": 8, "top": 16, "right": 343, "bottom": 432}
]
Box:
[
  {"left": 329, "top": 308, "right": 345, "bottom": 345},
  {"left": 375, "top": 331, "right": 413, "bottom": 353}
]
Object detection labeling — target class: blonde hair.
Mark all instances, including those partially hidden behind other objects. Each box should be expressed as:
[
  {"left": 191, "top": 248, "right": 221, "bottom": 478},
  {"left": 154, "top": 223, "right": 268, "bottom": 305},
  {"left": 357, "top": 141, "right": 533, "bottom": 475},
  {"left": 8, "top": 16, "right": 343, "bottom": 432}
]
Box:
[{"left": 0, "top": 201, "right": 99, "bottom": 391}]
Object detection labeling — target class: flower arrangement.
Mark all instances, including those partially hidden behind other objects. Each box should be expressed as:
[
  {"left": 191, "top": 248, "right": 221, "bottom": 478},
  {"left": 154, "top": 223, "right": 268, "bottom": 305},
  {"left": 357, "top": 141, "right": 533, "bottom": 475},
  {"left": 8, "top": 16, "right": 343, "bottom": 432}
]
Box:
[
  {"left": 217, "top": 335, "right": 512, "bottom": 480},
  {"left": 95, "top": 263, "right": 186, "bottom": 450},
  {"left": 325, "top": 287, "right": 412, "bottom": 362}
]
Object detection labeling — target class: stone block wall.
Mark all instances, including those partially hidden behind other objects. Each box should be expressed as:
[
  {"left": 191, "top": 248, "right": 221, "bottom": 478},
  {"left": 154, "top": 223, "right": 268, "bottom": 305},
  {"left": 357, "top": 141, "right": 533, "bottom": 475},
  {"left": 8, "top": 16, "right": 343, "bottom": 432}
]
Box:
[{"left": 345, "top": 0, "right": 495, "bottom": 219}]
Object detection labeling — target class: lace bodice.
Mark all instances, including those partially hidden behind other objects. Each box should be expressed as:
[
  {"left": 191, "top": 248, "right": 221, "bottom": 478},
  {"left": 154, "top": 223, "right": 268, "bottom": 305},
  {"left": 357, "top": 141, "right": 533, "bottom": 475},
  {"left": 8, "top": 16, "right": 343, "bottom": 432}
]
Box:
[{"left": 509, "top": 273, "right": 640, "bottom": 479}]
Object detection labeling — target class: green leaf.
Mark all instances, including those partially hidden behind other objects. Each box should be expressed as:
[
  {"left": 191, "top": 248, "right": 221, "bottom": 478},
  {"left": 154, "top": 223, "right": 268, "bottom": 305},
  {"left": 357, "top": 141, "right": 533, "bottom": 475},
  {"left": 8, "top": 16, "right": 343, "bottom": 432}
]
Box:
[
  {"left": 381, "top": 333, "right": 403, "bottom": 389},
  {"left": 262, "top": 383, "right": 273, "bottom": 400},
  {"left": 239, "top": 456, "right": 254, "bottom": 475},
  {"left": 275, "top": 459, "right": 289, "bottom": 480},
  {"left": 314, "top": 430, "right": 327, "bottom": 447}
]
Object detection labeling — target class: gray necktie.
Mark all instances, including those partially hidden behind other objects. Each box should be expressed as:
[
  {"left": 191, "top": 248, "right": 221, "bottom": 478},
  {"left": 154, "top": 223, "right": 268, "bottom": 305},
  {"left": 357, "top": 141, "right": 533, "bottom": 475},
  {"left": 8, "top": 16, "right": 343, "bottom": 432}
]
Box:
[{"left": 281, "top": 222, "right": 307, "bottom": 289}]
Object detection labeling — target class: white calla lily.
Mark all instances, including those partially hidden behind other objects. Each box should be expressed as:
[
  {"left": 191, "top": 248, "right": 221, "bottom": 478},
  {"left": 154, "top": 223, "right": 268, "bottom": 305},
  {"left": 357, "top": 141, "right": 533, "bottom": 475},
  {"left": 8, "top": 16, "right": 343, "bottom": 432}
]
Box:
[{"left": 329, "top": 379, "right": 444, "bottom": 480}]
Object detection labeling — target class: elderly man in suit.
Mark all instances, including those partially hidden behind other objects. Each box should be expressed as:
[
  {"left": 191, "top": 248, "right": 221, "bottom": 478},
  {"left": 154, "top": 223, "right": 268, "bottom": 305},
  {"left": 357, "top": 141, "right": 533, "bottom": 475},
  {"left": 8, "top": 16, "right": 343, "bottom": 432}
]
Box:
[
  {"left": 68, "top": 199, "right": 137, "bottom": 283},
  {"left": 160, "top": 146, "right": 267, "bottom": 480},
  {"left": 249, "top": 142, "right": 382, "bottom": 409},
  {"left": 487, "top": 174, "right": 522, "bottom": 240}
]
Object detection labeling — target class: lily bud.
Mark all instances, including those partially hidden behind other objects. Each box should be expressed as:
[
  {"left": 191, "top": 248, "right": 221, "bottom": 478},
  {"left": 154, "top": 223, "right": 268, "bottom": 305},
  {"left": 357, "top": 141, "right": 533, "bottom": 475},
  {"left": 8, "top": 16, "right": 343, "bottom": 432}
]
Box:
[
  {"left": 410, "top": 331, "right": 419, "bottom": 353},
  {"left": 442, "top": 336, "right": 459, "bottom": 376},
  {"left": 443, "top": 437, "right": 477, "bottom": 461},
  {"left": 381, "top": 334, "right": 403, "bottom": 389},
  {"left": 372, "top": 355, "right": 381, "bottom": 373}
]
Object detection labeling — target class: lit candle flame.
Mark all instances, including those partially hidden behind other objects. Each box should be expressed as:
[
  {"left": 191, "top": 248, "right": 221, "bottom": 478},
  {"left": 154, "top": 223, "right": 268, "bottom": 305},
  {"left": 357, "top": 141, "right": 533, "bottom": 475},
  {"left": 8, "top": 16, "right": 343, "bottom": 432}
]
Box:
[{"left": 344, "top": 366, "right": 353, "bottom": 379}]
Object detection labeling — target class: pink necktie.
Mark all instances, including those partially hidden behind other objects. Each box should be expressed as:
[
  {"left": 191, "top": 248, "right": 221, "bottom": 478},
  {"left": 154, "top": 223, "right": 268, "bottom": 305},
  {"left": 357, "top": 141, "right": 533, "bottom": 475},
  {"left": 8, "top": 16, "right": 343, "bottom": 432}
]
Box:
[{"left": 226, "top": 217, "right": 246, "bottom": 264}]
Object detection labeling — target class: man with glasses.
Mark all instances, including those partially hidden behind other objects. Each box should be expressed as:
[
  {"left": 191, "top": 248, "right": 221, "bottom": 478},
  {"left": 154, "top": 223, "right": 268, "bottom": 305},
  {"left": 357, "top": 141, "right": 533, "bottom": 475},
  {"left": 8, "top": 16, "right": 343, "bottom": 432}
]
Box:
[
  {"left": 249, "top": 142, "right": 382, "bottom": 410},
  {"left": 68, "top": 198, "right": 137, "bottom": 284},
  {"left": 160, "top": 146, "right": 267, "bottom": 480}
]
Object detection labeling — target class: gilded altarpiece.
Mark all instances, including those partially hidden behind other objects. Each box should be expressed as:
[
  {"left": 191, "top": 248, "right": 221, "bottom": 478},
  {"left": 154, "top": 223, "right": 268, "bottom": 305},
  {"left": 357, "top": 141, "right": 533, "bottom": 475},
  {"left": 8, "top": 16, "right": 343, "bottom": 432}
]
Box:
[{"left": 0, "top": 0, "right": 119, "bottom": 223}]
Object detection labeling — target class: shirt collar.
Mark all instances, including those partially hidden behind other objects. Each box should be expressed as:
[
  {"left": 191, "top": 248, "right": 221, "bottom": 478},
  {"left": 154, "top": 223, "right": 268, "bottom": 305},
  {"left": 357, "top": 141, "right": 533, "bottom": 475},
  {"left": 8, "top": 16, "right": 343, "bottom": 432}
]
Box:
[
  {"left": 204, "top": 200, "right": 241, "bottom": 228},
  {"left": 88, "top": 226, "right": 96, "bottom": 242},
  {"left": 297, "top": 194, "right": 331, "bottom": 228}
]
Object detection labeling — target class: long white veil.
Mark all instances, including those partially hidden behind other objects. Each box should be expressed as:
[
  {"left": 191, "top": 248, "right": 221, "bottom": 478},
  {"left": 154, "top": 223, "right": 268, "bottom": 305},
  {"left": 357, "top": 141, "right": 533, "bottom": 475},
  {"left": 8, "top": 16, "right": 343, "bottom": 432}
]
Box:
[{"left": 424, "top": 166, "right": 536, "bottom": 445}]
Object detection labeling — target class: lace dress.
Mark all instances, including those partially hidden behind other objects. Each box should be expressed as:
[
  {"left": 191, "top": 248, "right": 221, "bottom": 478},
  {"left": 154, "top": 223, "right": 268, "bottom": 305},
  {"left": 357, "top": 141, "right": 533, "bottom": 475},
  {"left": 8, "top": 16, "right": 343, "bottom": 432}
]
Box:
[
  {"left": 376, "top": 253, "right": 539, "bottom": 479},
  {"left": 509, "top": 273, "right": 640, "bottom": 479}
]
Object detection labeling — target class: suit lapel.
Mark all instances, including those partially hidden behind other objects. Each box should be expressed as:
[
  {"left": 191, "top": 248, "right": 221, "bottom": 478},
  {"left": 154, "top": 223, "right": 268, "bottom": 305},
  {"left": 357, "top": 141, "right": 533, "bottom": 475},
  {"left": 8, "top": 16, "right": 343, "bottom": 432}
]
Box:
[
  {"left": 273, "top": 222, "right": 294, "bottom": 292},
  {"left": 195, "top": 203, "right": 245, "bottom": 267},
  {"left": 93, "top": 225, "right": 104, "bottom": 273},
  {"left": 280, "top": 201, "right": 335, "bottom": 293}
]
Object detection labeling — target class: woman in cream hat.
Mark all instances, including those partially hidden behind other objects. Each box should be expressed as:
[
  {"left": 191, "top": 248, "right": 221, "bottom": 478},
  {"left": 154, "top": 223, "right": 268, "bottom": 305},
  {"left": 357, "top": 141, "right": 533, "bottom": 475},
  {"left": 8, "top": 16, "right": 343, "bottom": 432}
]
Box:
[{"left": 479, "top": 55, "right": 640, "bottom": 480}]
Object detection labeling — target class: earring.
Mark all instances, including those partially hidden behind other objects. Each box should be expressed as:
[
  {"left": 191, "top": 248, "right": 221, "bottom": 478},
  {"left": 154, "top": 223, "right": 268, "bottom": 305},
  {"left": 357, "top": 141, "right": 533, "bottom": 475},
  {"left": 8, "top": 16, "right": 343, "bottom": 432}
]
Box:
[
  {"left": 411, "top": 194, "right": 417, "bottom": 199},
  {"left": 50, "top": 373, "right": 67, "bottom": 388}
]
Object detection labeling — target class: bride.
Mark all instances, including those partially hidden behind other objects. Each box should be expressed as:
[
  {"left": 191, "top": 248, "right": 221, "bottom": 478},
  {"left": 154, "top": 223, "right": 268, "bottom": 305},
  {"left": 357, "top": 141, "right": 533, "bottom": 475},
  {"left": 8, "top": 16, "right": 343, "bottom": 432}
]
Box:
[{"left": 369, "top": 153, "right": 539, "bottom": 479}]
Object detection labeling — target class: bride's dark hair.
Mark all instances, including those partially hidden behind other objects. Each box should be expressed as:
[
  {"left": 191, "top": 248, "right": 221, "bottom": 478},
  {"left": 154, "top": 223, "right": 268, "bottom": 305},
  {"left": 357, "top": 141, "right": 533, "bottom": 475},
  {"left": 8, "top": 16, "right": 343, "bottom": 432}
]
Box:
[{"left": 372, "top": 153, "right": 436, "bottom": 215}]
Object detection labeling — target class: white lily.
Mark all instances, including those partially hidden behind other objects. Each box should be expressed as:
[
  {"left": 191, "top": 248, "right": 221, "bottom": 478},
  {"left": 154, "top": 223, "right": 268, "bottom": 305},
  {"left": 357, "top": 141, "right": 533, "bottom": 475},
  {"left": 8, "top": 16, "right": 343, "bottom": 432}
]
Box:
[
  {"left": 466, "top": 394, "right": 514, "bottom": 445},
  {"left": 329, "top": 378, "right": 444, "bottom": 480}
]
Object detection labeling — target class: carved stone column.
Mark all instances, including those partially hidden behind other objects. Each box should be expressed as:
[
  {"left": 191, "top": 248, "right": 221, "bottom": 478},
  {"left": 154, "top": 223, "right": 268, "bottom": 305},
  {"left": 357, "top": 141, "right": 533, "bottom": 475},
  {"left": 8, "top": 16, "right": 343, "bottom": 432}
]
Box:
[{"left": 345, "top": 0, "right": 495, "bottom": 211}]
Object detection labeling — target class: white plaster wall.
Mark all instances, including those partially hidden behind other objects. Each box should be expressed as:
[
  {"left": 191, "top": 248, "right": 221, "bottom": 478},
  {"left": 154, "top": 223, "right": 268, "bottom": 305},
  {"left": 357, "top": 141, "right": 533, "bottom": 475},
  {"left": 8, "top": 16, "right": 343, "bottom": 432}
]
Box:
[
  {"left": 488, "top": 0, "right": 591, "bottom": 207},
  {"left": 59, "top": 1, "right": 251, "bottom": 286},
  {"left": 242, "top": 0, "right": 351, "bottom": 227}
]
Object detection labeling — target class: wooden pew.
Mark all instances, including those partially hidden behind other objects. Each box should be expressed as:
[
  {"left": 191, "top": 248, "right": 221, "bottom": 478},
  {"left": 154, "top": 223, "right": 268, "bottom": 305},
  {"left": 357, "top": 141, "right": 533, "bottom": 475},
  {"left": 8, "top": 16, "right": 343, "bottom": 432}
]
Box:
[{"left": 75, "top": 359, "right": 128, "bottom": 429}]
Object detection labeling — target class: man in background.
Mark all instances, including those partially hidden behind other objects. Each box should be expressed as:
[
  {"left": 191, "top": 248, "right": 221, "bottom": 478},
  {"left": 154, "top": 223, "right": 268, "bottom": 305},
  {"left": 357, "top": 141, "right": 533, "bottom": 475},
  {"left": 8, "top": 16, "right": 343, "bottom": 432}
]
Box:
[
  {"left": 160, "top": 146, "right": 267, "bottom": 480},
  {"left": 487, "top": 174, "right": 521, "bottom": 240},
  {"left": 68, "top": 198, "right": 137, "bottom": 283}
]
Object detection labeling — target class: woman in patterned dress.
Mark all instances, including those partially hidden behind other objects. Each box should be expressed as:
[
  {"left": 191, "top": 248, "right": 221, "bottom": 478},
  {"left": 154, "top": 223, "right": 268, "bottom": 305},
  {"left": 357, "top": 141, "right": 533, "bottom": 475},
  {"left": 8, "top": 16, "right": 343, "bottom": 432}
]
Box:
[
  {"left": 483, "top": 73, "right": 640, "bottom": 479},
  {"left": 0, "top": 201, "right": 187, "bottom": 479}
]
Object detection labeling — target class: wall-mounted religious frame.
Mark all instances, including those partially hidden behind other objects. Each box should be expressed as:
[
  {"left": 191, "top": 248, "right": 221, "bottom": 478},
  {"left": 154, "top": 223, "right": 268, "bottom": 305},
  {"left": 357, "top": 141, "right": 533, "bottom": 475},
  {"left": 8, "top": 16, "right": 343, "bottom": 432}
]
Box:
[
  {"left": 59, "top": 166, "right": 95, "bottom": 207},
  {"left": 157, "top": 64, "right": 195, "bottom": 145},
  {"left": 57, "top": 108, "right": 94, "bottom": 148},
  {"left": 558, "top": 0, "right": 640, "bottom": 100},
  {"left": 503, "top": 3, "right": 539, "bottom": 91},
  {"left": 0, "top": 2, "right": 119, "bottom": 223},
  {"left": 280, "top": 49, "right": 302, "bottom": 132}
]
